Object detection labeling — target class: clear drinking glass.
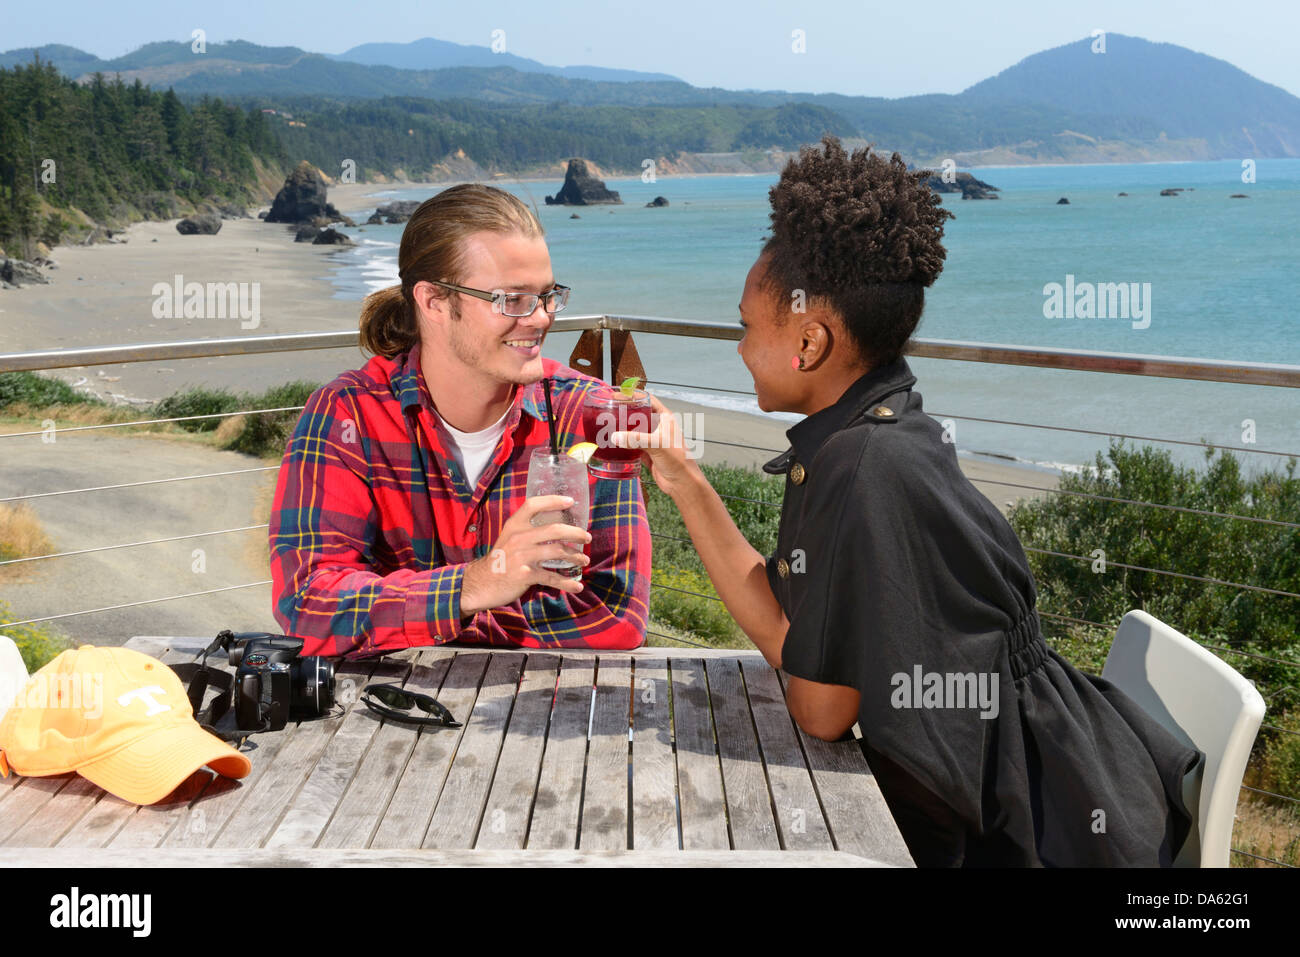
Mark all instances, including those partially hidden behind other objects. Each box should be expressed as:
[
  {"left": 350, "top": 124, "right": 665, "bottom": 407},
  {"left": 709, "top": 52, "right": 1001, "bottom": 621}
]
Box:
[{"left": 525, "top": 448, "right": 591, "bottom": 578}]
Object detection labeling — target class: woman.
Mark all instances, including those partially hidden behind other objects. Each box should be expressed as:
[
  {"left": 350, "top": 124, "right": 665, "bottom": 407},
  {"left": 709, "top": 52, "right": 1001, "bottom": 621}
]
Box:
[{"left": 613, "top": 136, "right": 1203, "bottom": 867}]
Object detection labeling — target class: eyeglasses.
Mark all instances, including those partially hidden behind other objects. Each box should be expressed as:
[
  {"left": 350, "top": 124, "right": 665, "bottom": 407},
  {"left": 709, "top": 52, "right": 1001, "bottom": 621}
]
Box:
[
  {"left": 429, "top": 280, "right": 570, "bottom": 317},
  {"left": 361, "top": 683, "right": 462, "bottom": 728}
]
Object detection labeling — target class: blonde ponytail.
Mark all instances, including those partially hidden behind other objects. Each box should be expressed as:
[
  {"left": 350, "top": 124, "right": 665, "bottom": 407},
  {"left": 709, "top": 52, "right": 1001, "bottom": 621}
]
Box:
[{"left": 359, "top": 284, "right": 416, "bottom": 357}]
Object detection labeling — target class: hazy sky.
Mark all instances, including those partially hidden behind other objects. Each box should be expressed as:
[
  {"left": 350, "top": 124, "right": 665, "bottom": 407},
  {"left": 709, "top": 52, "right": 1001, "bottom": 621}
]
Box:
[{"left": 8, "top": 0, "right": 1299, "bottom": 99}]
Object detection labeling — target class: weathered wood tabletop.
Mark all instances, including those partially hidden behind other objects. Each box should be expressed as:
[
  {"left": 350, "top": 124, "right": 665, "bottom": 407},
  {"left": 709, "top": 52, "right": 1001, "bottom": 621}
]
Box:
[{"left": 1, "top": 636, "right": 914, "bottom": 867}]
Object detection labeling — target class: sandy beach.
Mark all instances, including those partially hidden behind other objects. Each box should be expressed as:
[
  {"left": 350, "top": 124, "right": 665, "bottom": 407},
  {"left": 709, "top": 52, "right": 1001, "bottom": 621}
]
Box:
[
  {"left": 0, "top": 183, "right": 1057, "bottom": 646},
  {"left": 0, "top": 180, "right": 1059, "bottom": 508}
]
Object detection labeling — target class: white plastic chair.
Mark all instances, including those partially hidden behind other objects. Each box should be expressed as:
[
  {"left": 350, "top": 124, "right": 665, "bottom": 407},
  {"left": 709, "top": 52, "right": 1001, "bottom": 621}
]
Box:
[{"left": 1102, "top": 609, "right": 1266, "bottom": 867}]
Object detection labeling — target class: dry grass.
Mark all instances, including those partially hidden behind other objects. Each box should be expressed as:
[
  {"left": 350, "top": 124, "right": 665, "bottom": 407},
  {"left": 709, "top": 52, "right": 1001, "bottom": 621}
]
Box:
[
  {"left": 1231, "top": 796, "right": 1300, "bottom": 867},
  {"left": 0, "top": 503, "right": 56, "bottom": 582},
  {"left": 213, "top": 413, "right": 247, "bottom": 446},
  {"left": 240, "top": 471, "right": 279, "bottom": 579}
]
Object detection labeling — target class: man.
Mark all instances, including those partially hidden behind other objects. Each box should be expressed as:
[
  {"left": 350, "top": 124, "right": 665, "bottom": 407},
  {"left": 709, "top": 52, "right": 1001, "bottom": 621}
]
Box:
[{"left": 269, "top": 184, "right": 650, "bottom": 657}]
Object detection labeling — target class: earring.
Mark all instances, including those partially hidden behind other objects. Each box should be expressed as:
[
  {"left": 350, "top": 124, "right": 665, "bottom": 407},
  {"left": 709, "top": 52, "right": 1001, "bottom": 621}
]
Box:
[{"left": 791, "top": 355, "right": 805, "bottom": 371}]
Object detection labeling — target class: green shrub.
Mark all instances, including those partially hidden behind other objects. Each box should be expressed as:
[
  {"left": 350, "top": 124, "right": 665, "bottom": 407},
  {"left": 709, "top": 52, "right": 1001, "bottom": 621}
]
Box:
[
  {"left": 149, "top": 380, "right": 318, "bottom": 455},
  {"left": 1009, "top": 440, "right": 1300, "bottom": 806},
  {"left": 151, "top": 387, "right": 243, "bottom": 431},
  {"left": 1261, "top": 709, "right": 1300, "bottom": 807},
  {"left": 0, "top": 600, "right": 68, "bottom": 673},
  {"left": 648, "top": 565, "right": 747, "bottom": 647},
  {"left": 642, "top": 463, "right": 783, "bottom": 647},
  {"left": 1009, "top": 440, "right": 1300, "bottom": 707},
  {"left": 0, "top": 371, "right": 105, "bottom": 411},
  {"left": 220, "top": 380, "right": 321, "bottom": 458}
]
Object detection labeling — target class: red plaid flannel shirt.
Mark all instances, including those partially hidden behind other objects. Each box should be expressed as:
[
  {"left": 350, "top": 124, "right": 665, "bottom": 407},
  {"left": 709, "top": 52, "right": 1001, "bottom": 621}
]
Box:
[{"left": 269, "top": 344, "right": 651, "bottom": 658}]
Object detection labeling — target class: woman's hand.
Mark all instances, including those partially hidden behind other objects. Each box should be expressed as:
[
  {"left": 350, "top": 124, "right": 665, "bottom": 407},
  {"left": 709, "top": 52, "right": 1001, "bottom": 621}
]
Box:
[{"left": 609, "top": 392, "right": 701, "bottom": 499}]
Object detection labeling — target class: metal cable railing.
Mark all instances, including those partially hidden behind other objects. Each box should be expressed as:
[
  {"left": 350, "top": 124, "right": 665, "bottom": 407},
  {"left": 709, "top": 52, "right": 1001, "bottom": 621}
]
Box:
[
  {"left": 645, "top": 377, "right": 1300, "bottom": 458},
  {"left": 0, "top": 466, "right": 279, "bottom": 504},
  {"left": 1024, "top": 547, "right": 1300, "bottom": 600},
  {"left": 927, "top": 411, "right": 1300, "bottom": 461},
  {"left": 0, "top": 581, "right": 272, "bottom": 629},
  {"left": 2, "top": 318, "right": 1297, "bottom": 866},
  {"left": 0, "top": 406, "right": 306, "bottom": 439},
  {"left": 0, "top": 523, "right": 269, "bottom": 566}
]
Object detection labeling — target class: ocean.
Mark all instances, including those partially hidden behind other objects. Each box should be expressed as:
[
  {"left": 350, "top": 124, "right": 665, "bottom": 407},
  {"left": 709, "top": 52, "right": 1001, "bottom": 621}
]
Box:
[{"left": 319, "top": 160, "right": 1300, "bottom": 474}]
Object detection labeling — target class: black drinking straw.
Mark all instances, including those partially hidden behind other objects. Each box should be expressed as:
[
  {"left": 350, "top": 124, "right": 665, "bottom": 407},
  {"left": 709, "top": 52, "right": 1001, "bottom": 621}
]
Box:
[{"left": 541, "top": 378, "right": 559, "bottom": 455}]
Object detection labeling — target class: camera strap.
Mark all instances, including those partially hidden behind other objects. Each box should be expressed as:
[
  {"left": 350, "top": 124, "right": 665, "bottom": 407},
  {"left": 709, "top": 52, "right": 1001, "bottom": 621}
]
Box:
[
  {"left": 168, "top": 661, "right": 251, "bottom": 744},
  {"left": 168, "top": 631, "right": 268, "bottom": 745}
]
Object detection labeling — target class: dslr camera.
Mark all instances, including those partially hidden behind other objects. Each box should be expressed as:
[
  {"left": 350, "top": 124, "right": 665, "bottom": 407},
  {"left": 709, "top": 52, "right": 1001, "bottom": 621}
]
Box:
[{"left": 221, "top": 631, "right": 337, "bottom": 732}]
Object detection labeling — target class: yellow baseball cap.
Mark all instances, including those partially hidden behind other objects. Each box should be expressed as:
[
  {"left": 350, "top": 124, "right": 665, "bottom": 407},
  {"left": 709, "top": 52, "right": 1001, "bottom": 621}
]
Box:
[{"left": 0, "top": 644, "right": 250, "bottom": 804}]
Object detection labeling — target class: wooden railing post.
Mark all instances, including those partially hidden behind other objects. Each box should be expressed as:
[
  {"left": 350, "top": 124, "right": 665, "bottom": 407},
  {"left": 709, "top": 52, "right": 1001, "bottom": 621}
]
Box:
[
  {"left": 568, "top": 328, "right": 604, "bottom": 380},
  {"left": 610, "top": 330, "right": 646, "bottom": 387}
]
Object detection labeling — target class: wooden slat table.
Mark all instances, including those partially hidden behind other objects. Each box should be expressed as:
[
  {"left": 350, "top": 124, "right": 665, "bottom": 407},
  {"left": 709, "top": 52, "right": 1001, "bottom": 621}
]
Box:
[{"left": 0, "top": 636, "right": 914, "bottom": 868}]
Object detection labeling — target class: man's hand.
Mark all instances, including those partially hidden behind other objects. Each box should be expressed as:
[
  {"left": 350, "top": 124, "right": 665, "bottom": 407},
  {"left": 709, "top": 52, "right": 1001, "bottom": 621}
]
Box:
[{"left": 459, "top": 494, "right": 592, "bottom": 616}]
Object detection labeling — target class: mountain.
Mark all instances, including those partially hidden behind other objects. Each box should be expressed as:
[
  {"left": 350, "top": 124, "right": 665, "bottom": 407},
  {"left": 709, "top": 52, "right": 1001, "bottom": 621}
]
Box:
[
  {"left": 2, "top": 34, "right": 1298, "bottom": 162},
  {"left": 0, "top": 43, "right": 107, "bottom": 74},
  {"left": 329, "top": 37, "right": 680, "bottom": 84},
  {"left": 964, "top": 34, "right": 1300, "bottom": 157}
]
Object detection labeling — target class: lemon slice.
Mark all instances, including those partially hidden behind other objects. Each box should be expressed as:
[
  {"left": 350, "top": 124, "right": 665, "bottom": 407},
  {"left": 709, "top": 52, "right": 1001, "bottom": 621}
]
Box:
[{"left": 566, "top": 441, "right": 599, "bottom": 463}]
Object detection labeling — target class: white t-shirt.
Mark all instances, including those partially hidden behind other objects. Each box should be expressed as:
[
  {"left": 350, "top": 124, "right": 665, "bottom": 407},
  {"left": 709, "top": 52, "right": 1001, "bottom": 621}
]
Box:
[{"left": 439, "top": 402, "right": 513, "bottom": 490}]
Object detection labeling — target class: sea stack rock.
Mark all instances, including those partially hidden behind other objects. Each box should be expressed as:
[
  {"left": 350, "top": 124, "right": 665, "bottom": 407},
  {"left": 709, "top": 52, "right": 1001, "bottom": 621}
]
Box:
[
  {"left": 646, "top": 196, "right": 669, "bottom": 207},
  {"left": 266, "top": 161, "right": 352, "bottom": 225},
  {"left": 312, "top": 227, "right": 354, "bottom": 246},
  {"left": 1056, "top": 197, "right": 1070, "bottom": 205},
  {"left": 368, "top": 200, "right": 422, "bottom": 224},
  {"left": 925, "top": 171, "right": 1000, "bottom": 200},
  {"left": 1159, "top": 188, "right": 1183, "bottom": 197},
  {"left": 1230, "top": 193, "right": 1249, "bottom": 199},
  {"left": 545, "top": 159, "right": 622, "bottom": 205}
]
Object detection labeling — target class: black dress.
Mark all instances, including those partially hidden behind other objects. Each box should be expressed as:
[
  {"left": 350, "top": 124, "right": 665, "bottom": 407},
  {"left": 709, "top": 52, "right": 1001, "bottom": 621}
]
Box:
[{"left": 762, "top": 357, "right": 1205, "bottom": 867}]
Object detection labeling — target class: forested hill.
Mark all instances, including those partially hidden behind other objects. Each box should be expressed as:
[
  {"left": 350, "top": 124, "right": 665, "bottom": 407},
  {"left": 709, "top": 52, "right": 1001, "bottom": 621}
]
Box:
[
  {"left": 0, "top": 60, "right": 855, "bottom": 254},
  {"left": 0, "top": 61, "right": 286, "bottom": 255}
]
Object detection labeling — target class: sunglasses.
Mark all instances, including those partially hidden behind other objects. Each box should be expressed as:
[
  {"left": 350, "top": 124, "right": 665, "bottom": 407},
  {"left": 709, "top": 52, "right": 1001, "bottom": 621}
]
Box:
[{"left": 361, "top": 683, "right": 462, "bottom": 728}]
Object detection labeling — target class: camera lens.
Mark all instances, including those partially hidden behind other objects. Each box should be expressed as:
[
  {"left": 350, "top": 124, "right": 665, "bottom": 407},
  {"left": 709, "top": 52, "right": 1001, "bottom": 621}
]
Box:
[{"left": 290, "top": 656, "right": 336, "bottom": 716}]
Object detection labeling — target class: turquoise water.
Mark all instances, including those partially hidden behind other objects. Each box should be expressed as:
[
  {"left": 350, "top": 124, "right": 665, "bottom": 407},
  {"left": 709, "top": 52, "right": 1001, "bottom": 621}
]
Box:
[{"left": 322, "top": 160, "right": 1300, "bottom": 473}]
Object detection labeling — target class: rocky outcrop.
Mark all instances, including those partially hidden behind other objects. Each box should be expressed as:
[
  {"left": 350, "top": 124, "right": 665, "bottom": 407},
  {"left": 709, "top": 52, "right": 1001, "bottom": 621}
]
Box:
[
  {"left": 646, "top": 196, "right": 669, "bottom": 207},
  {"left": 925, "top": 171, "right": 1000, "bottom": 200},
  {"left": 1230, "top": 193, "right": 1249, "bottom": 198},
  {"left": 294, "top": 224, "right": 320, "bottom": 242},
  {"left": 266, "top": 161, "right": 351, "bottom": 225},
  {"left": 1056, "top": 197, "right": 1070, "bottom": 205},
  {"left": 0, "top": 257, "right": 50, "bottom": 288},
  {"left": 312, "top": 227, "right": 354, "bottom": 246},
  {"left": 365, "top": 200, "right": 423, "bottom": 225},
  {"left": 176, "top": 212, "right": 222, "bottom": 235},
  {"left": 1160, "top": 188, "right": 1183, "bottom": 196},
  {"left": 544, "top": 159, "right": 622, "bottom": 205}
]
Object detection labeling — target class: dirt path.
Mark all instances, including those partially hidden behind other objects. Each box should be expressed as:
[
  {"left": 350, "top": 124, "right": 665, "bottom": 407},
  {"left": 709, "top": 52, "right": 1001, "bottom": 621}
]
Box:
[{"left": 0, "top": 430, "right": 279, "bottom": 648}]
